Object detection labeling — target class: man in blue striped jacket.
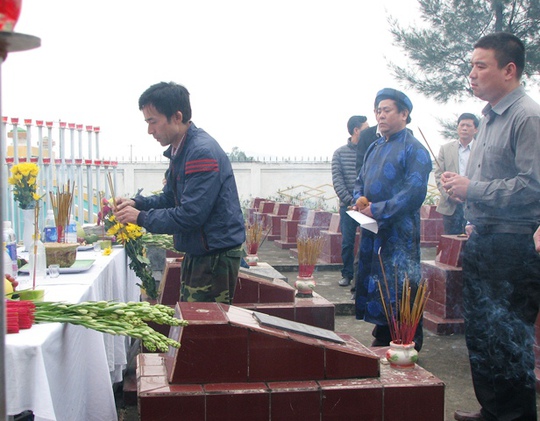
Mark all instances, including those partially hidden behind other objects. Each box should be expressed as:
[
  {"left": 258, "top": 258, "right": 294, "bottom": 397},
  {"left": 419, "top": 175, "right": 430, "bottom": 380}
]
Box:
[
  {"left": 114, "top": 82, "right": 245, "bottom": 304},
  {"left": 331, "top": 115, "right": 368, "bottom": 287}
]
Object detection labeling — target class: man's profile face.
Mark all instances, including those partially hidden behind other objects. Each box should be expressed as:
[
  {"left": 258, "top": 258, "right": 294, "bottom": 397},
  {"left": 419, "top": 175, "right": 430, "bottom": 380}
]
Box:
[{"left": 142, "top": 104, "right": 183, "bottom": 148}]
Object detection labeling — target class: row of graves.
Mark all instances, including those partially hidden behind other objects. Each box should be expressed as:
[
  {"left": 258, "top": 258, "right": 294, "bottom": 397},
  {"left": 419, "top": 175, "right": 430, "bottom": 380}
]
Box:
[{"left": 131, "top": 198, "right": 449, "bottom": 420}]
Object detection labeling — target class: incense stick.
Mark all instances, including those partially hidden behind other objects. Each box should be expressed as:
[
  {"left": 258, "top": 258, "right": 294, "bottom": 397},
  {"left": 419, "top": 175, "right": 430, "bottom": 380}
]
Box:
[
  {"left": 297, "top": 236, "right": 324, "bottom": 265},
  {"left": 376, "top": 250, "right": 430, "bottom": 345},
  {"left": 49, "top": 182, "right": 74, "bottom": 242},
  {"left": 107, "top": 172, "right": 117, "bottom": 211},
  {"left": 32, "top": 204, "right": 39, "bottom": 289},
  {"left": 418, "top": 127, "right": 442, "bottom": 171}
]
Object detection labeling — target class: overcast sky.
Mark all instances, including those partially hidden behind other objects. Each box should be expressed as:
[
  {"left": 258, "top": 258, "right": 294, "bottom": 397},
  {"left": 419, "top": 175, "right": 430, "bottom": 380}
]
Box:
[{"left": 4, "top": 0, "right": 492, "bottom": 161}]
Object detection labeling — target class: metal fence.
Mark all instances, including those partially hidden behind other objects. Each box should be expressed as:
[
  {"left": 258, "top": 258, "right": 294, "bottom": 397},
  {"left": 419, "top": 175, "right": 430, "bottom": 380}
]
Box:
[{"left": 2, "top": 118, "right": 119, "bottom": 241}]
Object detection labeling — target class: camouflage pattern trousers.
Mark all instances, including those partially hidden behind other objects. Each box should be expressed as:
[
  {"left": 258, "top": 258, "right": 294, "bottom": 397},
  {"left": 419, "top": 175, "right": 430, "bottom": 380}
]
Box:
[{"left": 180, "top": 246, "right": 242, "bottom": 304}]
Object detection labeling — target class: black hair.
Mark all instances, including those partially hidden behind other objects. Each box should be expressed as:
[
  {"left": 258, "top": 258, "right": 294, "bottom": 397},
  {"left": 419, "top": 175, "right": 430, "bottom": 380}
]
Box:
[
  {"left": 457, "top": 113, "right": 479, "bottom": 128},
  {"left": 474, "top": 32, "right": 525, "bottom": 79},
  {"left": 347, "top": 115, "right": 367, "bottom": 135},
  {"left": 138, "top": 82, "right": 192, "bottom": 123}
]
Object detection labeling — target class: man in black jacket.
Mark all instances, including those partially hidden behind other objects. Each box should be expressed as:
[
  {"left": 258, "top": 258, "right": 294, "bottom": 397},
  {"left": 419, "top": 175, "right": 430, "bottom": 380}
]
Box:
[
  {"left": 356, "top": 123, "right": 380, "bottom": 176},
  {"left": 332, "top": 115, "right": 368, "bottom": 287}
]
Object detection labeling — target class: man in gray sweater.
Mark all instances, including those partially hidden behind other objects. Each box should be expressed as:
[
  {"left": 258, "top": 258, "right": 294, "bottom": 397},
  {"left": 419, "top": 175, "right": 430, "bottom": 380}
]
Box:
[{"left": 332, "top": 115, "right": 368, "bottom": 287}]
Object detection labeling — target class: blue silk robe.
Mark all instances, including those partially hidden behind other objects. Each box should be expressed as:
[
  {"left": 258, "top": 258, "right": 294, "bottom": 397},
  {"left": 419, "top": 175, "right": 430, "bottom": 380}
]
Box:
[{"left": 353, "top": 128, "right": 432, "bottom": 325}]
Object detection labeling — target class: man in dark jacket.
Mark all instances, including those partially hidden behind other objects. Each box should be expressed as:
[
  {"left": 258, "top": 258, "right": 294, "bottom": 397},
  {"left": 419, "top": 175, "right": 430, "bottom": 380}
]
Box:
[
  {"left": 355, "top": 123, "right": 380, "bottom": 176},
  {"left": 114, "top": 82, "right": 245, "bottom": 304},
  {"left": 332, "top": 115, "right": 368, "bottom": 287}
]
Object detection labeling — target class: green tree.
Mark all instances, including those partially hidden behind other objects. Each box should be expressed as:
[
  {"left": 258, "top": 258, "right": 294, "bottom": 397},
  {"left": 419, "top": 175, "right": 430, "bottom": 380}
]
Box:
[
  {"left": 227, "top": 146, "right": 253, "bottom": 162},
  {"left": 388, "top": 0, "right": 540, "bottom": 103}
]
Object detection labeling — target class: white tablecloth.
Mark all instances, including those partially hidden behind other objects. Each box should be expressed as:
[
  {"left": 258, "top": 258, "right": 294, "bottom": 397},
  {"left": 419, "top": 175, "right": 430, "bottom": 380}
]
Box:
[{"left": 5, "top": 247, "right": 140, "bottom": 421}]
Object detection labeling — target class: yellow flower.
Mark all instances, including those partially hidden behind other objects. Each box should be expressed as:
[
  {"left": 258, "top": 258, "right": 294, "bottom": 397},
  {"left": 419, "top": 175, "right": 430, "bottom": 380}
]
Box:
[
  {"left": 8, "top": 163, "right": 40, "bottom": 209},
  {"left": 102, "top": 247, "right": 112, "bottom": 256}
]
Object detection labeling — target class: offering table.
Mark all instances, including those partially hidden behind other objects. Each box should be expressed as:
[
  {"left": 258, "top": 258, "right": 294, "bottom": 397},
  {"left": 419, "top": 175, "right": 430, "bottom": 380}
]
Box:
[{"left": 5, "top": 247, "right": 139, "bottom": 421}]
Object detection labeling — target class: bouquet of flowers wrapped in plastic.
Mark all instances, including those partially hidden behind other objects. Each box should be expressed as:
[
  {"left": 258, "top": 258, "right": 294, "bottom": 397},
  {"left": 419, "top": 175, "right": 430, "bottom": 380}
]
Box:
[{"left": 8, "top": 162, "right": 40, "bottom": 209}]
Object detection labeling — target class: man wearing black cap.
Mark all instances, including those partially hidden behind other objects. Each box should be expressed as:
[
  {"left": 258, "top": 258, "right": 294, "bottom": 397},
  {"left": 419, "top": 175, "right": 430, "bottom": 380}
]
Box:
[{"left": 352, "top": 88, "right": 432, "bottom": 352}]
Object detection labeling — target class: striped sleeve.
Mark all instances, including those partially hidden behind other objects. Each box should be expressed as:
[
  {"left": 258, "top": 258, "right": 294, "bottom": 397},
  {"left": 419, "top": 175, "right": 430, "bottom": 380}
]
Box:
[{"left": 185, "top": 159, "right": 219, "bottom": 175}]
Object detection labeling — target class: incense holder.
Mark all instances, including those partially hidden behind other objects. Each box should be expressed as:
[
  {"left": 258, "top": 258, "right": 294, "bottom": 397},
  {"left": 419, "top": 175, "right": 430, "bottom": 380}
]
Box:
[
  {"left": 245, "top": 254, "right": 259, "bottom": 266},
  {"left": 295, "top": 276, "right": 315, "bottom": 297},
  {"left": 386, "top": 341, "right": 418, "bottom": 370}
]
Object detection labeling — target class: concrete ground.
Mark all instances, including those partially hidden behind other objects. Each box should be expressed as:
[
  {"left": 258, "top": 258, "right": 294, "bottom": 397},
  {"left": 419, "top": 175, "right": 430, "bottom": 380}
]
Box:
[{"left": 117, "top": 241, "right": 540, "bottom": 421}]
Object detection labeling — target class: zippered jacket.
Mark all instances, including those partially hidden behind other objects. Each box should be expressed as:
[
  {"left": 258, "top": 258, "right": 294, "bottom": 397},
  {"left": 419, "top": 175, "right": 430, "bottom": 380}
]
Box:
[{"left": 135, "top": 123, "right": 245, "bottom": 256}]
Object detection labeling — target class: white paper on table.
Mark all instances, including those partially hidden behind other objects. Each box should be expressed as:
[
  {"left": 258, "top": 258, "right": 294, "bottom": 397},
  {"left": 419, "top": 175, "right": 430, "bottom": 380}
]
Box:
[{"left": 346, "top": 210, "right": 379, "bottom": 234}]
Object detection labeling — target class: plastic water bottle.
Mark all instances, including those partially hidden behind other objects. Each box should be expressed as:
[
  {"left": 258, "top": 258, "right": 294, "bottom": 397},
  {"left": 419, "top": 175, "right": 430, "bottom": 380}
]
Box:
[
  {"left": 66, "top": 214, "right": 77, "bottom": 244},
  {"left": 3, "top": 221, "right": 18, "bottom": 277},
  {"left": 3, "top": 242, "right": 15, "bottom": 278},
  {"left": 28, "top": 237, "right": 47, "bottom": 282},
  {"left": 43, "top": 209, "right": 57, "bottom": 243}
]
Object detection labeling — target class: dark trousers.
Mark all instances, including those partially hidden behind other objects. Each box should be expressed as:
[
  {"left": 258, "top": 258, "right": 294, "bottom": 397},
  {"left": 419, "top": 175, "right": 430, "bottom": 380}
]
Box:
[
  {"left": 442, "top": 204, "right": 466, "bottom": 235},
  {"left": 463, "top": 232, "right": 540, "bottom": 421},
  {"left": 339, "top": 205, "right": 359, "bottom": 280}
]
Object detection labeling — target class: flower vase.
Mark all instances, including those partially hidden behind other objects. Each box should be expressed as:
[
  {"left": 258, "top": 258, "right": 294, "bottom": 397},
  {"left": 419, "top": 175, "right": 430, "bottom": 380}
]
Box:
[
  {"left": 21, "top": 207, "right": 35, "bottom": 252},
  {"left": 385, "top": 341, "right": 418, "bottom": 370}
]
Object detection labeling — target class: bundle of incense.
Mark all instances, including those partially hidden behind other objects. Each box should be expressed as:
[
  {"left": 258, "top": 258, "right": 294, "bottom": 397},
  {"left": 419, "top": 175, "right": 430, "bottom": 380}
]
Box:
[
  {"left": 49, "top": 181, "right": 74, "bottom": 242},
  {"left": 245, "top": 219, "right": 264, "bottom": 254},
  {"left": 296, "top": 236, "right": 324, "bottom": 266},
  {"left": 376, "top": 249, "right": 430, "bottom": 345}
]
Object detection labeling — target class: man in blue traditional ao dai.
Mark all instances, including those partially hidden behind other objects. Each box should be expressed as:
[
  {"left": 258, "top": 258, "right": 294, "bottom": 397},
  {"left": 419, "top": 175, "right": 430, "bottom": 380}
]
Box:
[{"left": 352, "top": 88, "right": 432, "bottom": 352}]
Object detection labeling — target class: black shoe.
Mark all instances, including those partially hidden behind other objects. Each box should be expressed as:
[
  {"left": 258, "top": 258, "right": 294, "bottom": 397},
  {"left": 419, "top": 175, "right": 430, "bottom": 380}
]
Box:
[
  {"left": 338, "top": 277, "right": 351, "bottom": 287},
  {"left": 454, "top": 410, "right": 484, "bottom": 421}
]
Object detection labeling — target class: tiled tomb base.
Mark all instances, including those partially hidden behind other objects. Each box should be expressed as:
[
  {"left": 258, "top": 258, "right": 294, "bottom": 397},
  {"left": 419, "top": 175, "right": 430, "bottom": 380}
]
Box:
[
  {"left": 435, "top": 234, "right": 467, "bottom": 267},
  {"left": 267, "top": 203, "right": 292, "bottom": 241},
  {"left": 234, "top": 268, "right": 335, "bottom": 330},
  {"left": 422, "top": 235, "right": 467, "bottom": 335},
  {"left": 420, "top": 205, "right": 444, "bottom": 247},
  {"left": 157, "top": 260, "right": 335, "bottom": 331},
  {"left": 422, "top": 260, "right": 464, "bottom": 335},
  {"left": 137, "top": 303, "right": 445, "bottom": 421},
  {"left": 319, "top": 213, "right": 361, "bottom": 264},
  {"left": 274, "top": 206, "right": 309, "bottom": 249}
]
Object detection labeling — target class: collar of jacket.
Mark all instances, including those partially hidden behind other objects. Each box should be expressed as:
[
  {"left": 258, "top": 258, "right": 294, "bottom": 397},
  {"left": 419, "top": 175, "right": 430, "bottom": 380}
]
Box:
[{"left": 163, "top": 122, "right": 197, "bottom": 159}]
